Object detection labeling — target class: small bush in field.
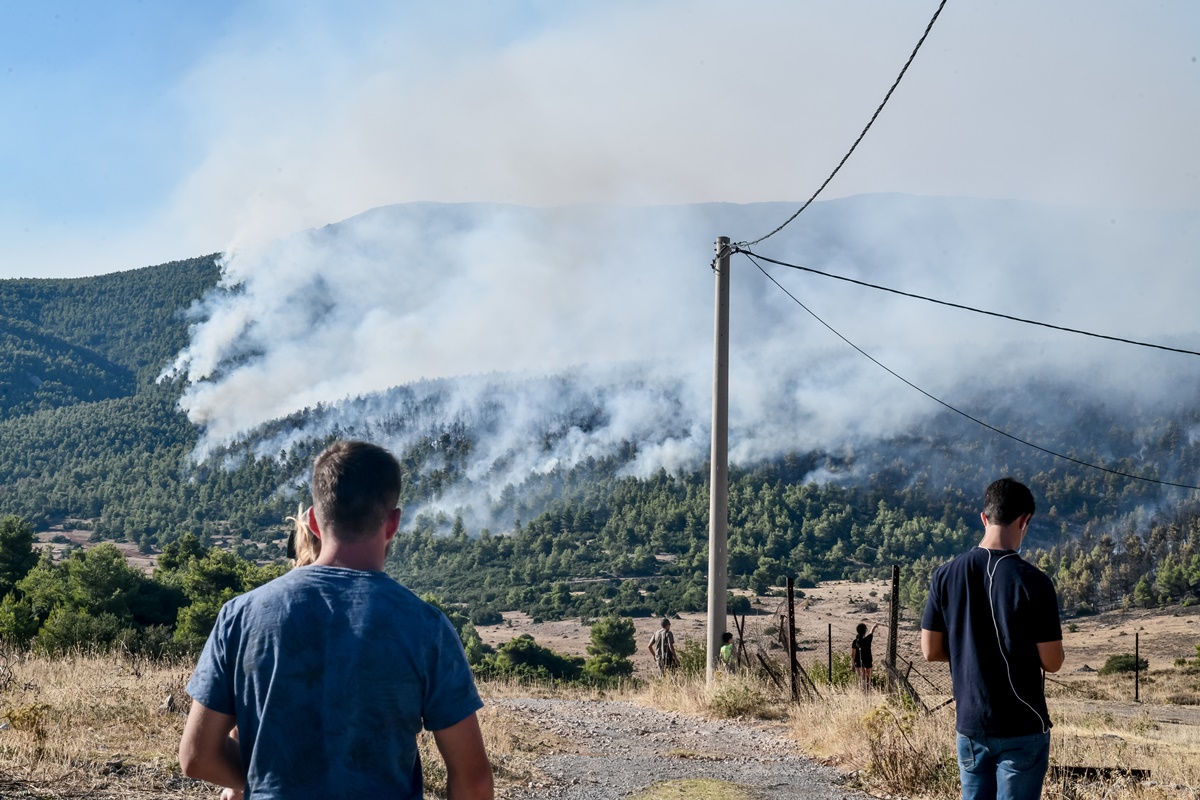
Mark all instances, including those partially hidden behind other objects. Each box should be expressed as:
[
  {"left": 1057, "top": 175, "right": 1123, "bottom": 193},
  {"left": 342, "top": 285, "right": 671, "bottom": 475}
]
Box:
[
  {"left": 808, "top": 652, "right": 855, "bottom": 687},
  {"left": 676, "top": 639, "right": 707, "bottom": 678},
  {"left": 1098, "top": 653, "right": 1148, "bottom": 675},
  {"left": 709, "top": 679, "right": 777, "bottom": 720}
]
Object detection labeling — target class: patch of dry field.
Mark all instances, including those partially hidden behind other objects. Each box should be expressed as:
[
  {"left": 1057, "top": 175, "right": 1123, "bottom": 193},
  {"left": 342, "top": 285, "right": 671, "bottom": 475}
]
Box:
[
  {"left": 0, "top": 582, "right": 1196, "bottom": 799},
  {"left": 0, "top": 651, "right": 550, "bottom": 799}
]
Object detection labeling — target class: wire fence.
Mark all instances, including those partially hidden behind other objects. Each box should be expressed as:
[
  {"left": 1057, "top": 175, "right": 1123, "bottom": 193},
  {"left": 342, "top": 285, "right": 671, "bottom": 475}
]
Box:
[{"left": 724, "top": 569, "right": 1195, "bottom": 711}]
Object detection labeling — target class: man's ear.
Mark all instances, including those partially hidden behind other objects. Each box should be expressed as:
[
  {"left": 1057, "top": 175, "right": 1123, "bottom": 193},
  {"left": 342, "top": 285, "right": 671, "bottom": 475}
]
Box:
[
  {"left": 384, "top": 507, "right": 402, "bottom": 541},
  {"left": 307, "top": 507, "right": 322, "bottom": 539},
  {"left": 980, "top": 511, "right": 989, "bottom": 528}
]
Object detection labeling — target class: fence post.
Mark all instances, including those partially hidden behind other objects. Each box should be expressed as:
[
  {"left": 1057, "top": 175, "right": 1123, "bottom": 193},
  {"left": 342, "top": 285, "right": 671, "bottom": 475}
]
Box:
[
  {"left": 886, "top": 564, "right": 900, "bottom": 688},
  {"left": 828, "top": 622, "right": 833, "bottom": 685},
  {"left": 1134, "top": 631, "right": 1140, "bottom": 703},
  {"left": 787, "top": 577, "right": 799, "bottom": 701}
]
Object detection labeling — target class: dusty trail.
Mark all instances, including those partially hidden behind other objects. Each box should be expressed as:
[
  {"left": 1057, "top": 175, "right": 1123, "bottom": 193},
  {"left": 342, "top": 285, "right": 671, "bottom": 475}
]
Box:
[{"left": 493, "top": 697, "right": 861, "bottom": 799}]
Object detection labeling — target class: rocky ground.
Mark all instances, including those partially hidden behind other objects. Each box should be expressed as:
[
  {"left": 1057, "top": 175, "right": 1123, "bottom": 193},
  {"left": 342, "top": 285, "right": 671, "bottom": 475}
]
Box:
[{"left": 491, "top": 697, "right": 863, "bottom": 799}]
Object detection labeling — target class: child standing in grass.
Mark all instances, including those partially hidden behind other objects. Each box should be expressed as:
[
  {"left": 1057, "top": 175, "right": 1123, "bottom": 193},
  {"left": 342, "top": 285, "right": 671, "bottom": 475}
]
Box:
[
  {"left": 720, "top": 631, "right": 737, "bottom": 674},
  {"left": 852, "top": 622, "right": 879, "bottom": 691}
]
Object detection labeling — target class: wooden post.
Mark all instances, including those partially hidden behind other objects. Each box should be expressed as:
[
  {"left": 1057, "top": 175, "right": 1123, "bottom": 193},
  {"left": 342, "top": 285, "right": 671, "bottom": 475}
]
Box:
[
  {"left": 733, "top": 614, "right": 749, "bottom": 668},
  {"left": 1135, "top": 632, "right": 1140, "bottom": 702},
  {"left": 787, "top": 577, "right": 799, "bottom": 701},
  {"left": 706, "top": 236, "right": 730, "bottom": 686},
  {"left": 886, "top": 564, "right": 900, "bottom": 688},
  {"left": 827, "top": 623, "right": 833, "bottom": 685}
]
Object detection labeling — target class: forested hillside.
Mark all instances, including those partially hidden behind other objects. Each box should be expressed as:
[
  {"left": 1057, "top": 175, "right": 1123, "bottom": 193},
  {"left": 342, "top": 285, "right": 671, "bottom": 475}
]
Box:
[
  {"left": 0, "top": 256, "right": 220, "bottom": 383},
  {"left": 1, "top": 205, "right": 1199, "bottom": 658}
]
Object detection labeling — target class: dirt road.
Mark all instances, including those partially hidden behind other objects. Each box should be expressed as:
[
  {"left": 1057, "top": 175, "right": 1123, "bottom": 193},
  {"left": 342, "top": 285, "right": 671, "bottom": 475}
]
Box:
[{"left": 492, "top": 697, "right": 861, "bottom": 799}]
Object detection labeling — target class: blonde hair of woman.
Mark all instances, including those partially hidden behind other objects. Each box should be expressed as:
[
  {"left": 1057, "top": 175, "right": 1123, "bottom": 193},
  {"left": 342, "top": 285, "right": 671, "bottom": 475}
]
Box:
[{"left": 285, "top": 504, "right": 321, "bottom": 567}]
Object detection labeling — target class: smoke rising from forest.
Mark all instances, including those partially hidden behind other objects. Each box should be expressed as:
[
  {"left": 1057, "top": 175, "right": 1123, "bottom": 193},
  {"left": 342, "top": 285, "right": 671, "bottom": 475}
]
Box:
[{"left": 164, "top": 195, "right": 1200, "bottom": 530}]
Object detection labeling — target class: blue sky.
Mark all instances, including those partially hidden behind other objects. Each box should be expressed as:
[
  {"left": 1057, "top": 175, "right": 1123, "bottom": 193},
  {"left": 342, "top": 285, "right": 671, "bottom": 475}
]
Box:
[{"left": 2, "top": 0, "right": 1199, "bottom": 279}]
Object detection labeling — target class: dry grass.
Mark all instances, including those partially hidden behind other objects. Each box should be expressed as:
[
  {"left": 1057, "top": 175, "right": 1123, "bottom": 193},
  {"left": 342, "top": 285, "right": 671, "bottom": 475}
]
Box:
[
  {"left": 0, "top": 610, "right": 1194, "bottom": 800},
  {"left": 418, "top": 700, "right": 556, "bottom": 798},
  {"left": 788, "top": 685, "right": 961, "bottom": 798},
  {"left": 629, "top": 778, "right": 756, "bottom": 799},
  {"left": 1047, "top": 666, "right": 1200, "bottom": 706},
  {"left": 0, "top": 650, "right": 556, "bottom": 799},
  {"left": 635, "top": 671, "right": 784, "bottom": 721},
  {"left": 0, "top": 648, "right": 203, "bottom": 798},
  {"left": 631, "top": 656, "right": 1200, "bottom": 800},
  {"left": 786, "top": 676, "right": 1200, "bottom": 799}
]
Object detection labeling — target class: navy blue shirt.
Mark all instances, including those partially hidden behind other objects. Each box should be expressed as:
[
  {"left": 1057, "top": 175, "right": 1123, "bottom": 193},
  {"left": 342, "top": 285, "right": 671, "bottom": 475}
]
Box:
[
  {"left": 921, "top": 548, "right": 1061, "bottom": 737},
  {"left": 187, "top": 566, "right": 483, "bottom": 799}
]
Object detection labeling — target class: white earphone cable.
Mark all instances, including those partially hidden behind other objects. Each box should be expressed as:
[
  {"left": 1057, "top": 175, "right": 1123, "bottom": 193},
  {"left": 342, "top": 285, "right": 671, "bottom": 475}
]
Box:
[{"left": 983, "top": 548, "right": 1049, "bottom": 734}]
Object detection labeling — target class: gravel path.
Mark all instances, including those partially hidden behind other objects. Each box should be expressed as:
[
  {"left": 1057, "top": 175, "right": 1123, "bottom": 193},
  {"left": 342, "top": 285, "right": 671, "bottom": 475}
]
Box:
[{"left": 492, "top": 698, "right": 863, "bottom": 799}]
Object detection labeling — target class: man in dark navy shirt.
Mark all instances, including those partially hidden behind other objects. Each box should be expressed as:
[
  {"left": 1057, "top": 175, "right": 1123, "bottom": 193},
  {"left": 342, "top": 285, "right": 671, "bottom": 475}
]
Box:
[{"left": 921, "top": 477, "right": 1064, "bottom": 800}]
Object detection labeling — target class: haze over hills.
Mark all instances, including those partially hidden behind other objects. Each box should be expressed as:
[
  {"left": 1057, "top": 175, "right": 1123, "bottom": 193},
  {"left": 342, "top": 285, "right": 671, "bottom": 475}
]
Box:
[
  {"left": 169, "top": 194, "right": 1200, "bottom": 527},
  {"left": 1, "top": 194, "right": 1199, "bottom": 619}
]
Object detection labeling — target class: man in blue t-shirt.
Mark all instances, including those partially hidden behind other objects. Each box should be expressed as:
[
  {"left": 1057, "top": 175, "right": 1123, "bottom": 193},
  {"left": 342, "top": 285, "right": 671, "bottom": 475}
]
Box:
[
  {"left": 921, "top": 477, "right": 1064, "bottom": 800},
  {"left": 179, "top": 440, "right": 493, "bottom": 800}
]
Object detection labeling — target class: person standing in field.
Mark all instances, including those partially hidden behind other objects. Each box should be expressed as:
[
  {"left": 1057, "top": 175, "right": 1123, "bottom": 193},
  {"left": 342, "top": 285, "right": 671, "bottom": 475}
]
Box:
[
  {"left": 648, "top": 618, "right": 678, "bottom": 676},
  {"left": 720, "top": 631, "right": 737, "bottom": 674},
  {"left": 179, "top": 440, "right": 493, "bottom": 800},
  {"left": 851, "top": 622, "right": 879, "bottom": 690},
  {"left": 921, "top": 477, "right": 1064, "bottom": 800}
]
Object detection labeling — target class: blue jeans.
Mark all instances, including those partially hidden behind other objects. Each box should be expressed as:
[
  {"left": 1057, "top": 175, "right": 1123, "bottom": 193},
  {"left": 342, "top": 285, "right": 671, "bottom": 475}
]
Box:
[{"left": 956, "top": 731, "right": 1050, "bottom": 800}]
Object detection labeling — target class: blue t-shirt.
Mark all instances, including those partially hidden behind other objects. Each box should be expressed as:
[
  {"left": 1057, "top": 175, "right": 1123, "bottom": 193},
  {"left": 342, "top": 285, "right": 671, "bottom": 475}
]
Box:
[
  {"left": 921, "top": 547, "right": 1061, "bottom": 738},
  {"left": 186, "top": 566, "right": 483, "bottom": 799}
]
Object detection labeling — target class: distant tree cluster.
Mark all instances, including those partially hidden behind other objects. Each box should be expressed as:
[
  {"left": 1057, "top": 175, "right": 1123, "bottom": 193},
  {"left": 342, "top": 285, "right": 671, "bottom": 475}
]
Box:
[{"left": 0, "top": 518, "right": 283, "bottom": 656}]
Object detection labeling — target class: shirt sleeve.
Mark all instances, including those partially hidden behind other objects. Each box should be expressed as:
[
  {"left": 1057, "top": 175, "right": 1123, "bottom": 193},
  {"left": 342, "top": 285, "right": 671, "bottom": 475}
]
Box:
[
  {"left": 920, "top": 568, "right": 945, "bottom": 632},
  {"left": 422, "top": 613, "right": 484, "bottom": 732},
  {"left": 185, "top": 602, "right": 236, "bottom": 715},
  {"left": 1029, "top": 571, "right": 1063, "bottom": 643}
]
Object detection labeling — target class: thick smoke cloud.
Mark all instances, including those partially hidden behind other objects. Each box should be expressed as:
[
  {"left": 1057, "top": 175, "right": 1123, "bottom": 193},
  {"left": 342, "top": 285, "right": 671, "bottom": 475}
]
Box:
[{"left": 167, "top": 196, "right": 1200, "bottom": 530}]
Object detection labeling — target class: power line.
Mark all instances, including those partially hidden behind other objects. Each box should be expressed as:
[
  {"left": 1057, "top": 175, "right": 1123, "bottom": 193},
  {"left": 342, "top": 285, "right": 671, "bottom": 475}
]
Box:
[
  {"left": 739, "top": 0, "right": 949, "bottom": 249},
  {"left": 744, "top": 253, "right": 1200, "bottom": 492},
  {"left": 737, "top": 247, "right": 1200, "bottom": 358}
]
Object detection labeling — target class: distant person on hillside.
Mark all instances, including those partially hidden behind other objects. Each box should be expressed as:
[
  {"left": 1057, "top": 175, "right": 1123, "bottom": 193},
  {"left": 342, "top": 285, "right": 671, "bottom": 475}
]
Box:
[
  {"left": 720, "top": 631, "right": 737, "bottom": 674},
  {"left": 648, "top": 618, "right": 678, "bottom": 676},
  {"left": 921, "top": 477, "right": 1064, "bottom": 800},
  {"left": 179, "top": 440, "right": 493, "bottom": 800},
  {"left": 851, "top": 622, "right": 879, "bottom": 690}
]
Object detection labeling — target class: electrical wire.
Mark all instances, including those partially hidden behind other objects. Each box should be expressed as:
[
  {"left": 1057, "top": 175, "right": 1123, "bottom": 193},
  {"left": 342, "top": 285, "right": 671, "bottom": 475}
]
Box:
[
  {"left": 739, "top": 0, "right": 949, "bottom": 249},
  {"left": 737, "top": 247, "right": 1200, "bottom": 358},
  {"left": 744, "top": 253, "right": 1200, "bottom": 492}
]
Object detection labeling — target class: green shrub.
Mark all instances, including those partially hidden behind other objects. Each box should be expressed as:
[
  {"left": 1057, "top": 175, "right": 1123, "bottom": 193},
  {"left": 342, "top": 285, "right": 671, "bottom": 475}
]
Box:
[
  {"left": 727, "top": 594, "right": 752, "bottom": 616},
  {"left": 1098, "top": 653, "right": 1149, "bottom": 675},
  {"left": 676, "top": 638, "right": 707, "bottom": 678},
  {"left": 808, "top": 652, "right": 856, "bottom": 687},
  {"left": 469, "top": 606, "right": 504, "bottom": 626},
  {"left": 710, "top": 678, "right": 775, "bottom": 719},
  {"left": 475, "top": 634, "right": 583, "bottom": 683},
  {"left": 587, "top": 616, "right": 636, "bottom": 658},
  {"left": 583, "top": 652, "right": 634, "bottom": 684},
  {"left": 34, "top": 607, "right": 132, "bottom": 655}
]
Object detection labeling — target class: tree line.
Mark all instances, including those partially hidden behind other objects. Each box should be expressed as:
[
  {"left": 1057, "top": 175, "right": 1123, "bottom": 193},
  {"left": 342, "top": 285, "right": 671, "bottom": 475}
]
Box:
[{"left": 3, "top": 250, "right": 1199, "bottom": 664}]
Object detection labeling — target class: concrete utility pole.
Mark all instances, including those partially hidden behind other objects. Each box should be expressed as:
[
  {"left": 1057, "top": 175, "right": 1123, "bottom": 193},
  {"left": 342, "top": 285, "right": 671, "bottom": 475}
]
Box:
[{"left": 706, "top": 237, "right": 731, "bottom": 685}]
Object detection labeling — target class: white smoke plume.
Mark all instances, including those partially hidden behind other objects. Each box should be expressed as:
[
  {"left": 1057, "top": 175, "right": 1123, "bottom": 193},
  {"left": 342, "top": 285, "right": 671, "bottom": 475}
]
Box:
[{"left": 166, "top": 196, "right": 1200, "bottom": 532}]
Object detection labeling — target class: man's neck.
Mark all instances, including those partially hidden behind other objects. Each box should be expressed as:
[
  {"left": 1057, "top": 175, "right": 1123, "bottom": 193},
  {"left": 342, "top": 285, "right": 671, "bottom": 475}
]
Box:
[
  {"left": 978, "top": 526, "right": 1022, "bottom": 551},
  {"left": 314, "top": 541, "right": 387, "bottom": 572}
]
